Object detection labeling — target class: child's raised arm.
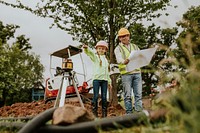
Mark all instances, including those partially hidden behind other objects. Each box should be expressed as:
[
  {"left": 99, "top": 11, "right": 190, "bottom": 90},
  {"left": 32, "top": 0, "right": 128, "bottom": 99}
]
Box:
[{"left": 82, "top": 44, "right": 96, "bottom": 62}]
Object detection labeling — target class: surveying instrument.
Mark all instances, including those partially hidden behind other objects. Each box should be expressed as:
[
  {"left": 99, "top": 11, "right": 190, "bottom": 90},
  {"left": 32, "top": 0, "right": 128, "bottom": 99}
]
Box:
[{"left": 50, "top": 45, "right": 85, "bottom": 109}]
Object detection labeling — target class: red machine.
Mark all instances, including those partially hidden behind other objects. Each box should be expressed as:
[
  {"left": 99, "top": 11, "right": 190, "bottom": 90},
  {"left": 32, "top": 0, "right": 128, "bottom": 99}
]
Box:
[
  {"left": 45, "top": 78, "right": 91, "bottom": 100},
  {"left": 44, "top": 45, "right": 92, "bottom": 106}
]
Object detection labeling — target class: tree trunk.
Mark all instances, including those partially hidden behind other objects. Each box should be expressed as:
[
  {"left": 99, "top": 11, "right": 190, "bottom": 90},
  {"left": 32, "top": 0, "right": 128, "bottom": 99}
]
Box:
[
  {"left": 108, "top": 0, "right": 118, "bottom": 106},
  {"left": 1, "top": 88, "right": 6, "bottom": 106},
  {"left": 109, "top": 74, "right": 118, "bottom": 105}
]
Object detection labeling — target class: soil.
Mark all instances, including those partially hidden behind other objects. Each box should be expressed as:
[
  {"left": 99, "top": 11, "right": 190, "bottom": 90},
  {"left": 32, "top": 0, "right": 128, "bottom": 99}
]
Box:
[
  {"left": 0, "top": 98, "right": 126, "bottom": 118},
  {"left": 0, "top": 93, "right": 154, "bottom": 118}
]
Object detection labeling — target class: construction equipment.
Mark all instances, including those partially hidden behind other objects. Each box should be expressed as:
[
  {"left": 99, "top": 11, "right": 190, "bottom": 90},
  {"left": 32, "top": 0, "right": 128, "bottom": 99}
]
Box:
[{"left": 44, "top": 45, "right": 92, "bottom": 108}]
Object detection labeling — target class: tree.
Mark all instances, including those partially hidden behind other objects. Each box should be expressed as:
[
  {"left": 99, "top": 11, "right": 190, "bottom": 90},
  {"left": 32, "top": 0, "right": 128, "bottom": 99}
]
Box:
[
  {"left": 0, "top": 0, "right": 175, "bottom": 105},
  {"left": 176, "top": 5, "right": 200, "bottom": 66},
  {"left": 0, "top": 21, "right": 44, "bottom": 106}
]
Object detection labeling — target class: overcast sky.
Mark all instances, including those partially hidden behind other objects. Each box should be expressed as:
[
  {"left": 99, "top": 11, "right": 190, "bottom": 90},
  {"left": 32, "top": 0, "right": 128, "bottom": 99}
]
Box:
[{"left": 0, "top": 0, "right": 200, "bottom": 83}]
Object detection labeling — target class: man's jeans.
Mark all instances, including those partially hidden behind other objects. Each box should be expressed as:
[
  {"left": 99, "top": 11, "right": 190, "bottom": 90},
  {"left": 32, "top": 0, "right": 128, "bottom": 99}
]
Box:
[
  {"left": 92, "top": 80, "right": 108, "bottom": 109},
  {"left": 121, "top": 73, "right": 143, "bottom": 114}
]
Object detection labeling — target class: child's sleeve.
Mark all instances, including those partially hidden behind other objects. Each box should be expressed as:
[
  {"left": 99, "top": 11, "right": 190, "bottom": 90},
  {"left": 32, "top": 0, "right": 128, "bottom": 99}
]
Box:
[{"left": 84, "top": 48, "right": 96, "bottom": 62}]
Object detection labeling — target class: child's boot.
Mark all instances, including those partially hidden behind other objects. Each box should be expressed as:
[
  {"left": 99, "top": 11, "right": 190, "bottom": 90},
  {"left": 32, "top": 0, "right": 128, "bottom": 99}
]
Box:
[
  {"left": 102, "top": 109, "right": 107, "bottom": 117},
  {"left": 92, "top": 102, "right": 98, "bottom": 117},
  {"left": 102, "top": 102, "right": 107, "bottom": 117}
]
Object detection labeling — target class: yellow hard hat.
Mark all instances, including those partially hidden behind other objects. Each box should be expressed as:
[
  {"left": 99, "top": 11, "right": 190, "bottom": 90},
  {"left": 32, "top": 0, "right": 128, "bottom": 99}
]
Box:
[{"left": 118, "top": 28, "right": 130, "bottom": 37}]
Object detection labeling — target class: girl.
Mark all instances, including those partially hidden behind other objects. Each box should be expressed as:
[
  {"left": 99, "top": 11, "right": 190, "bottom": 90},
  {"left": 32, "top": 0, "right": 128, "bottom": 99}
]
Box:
[{"left": 82, "top": 40, "right": 111, "bottom": 117}]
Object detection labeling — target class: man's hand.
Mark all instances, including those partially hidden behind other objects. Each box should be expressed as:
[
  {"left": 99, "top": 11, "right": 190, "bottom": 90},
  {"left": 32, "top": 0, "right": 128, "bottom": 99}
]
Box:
[{"left": 124, "top": 59, "right": 129, "bottom": 65}]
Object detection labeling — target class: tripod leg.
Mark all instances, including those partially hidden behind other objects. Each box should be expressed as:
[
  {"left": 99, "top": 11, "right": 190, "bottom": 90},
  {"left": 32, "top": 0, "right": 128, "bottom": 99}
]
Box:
[
  {"left": 71, "top": 77, "right": 85, "bottom": 109},
  {"left": 54, "top": 76, "right": 68, "bottom": 107},
  {"left": 59, "top": 76, "right": 68, "bottom": 107},
  {"left": 54, "top": 76, "right": 64, "bottom": 107}
]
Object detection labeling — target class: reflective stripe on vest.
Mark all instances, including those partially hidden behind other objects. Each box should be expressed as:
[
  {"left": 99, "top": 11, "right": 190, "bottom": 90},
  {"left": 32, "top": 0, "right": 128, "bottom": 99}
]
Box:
[{"left": 118, "top": 43, "right": 140, "bottom": 74}]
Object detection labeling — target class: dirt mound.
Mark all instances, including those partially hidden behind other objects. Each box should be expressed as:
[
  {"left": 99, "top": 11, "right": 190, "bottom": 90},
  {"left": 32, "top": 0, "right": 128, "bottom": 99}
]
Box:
[{"left": 0, "top": 100, "right": 125, "bottom": 118}]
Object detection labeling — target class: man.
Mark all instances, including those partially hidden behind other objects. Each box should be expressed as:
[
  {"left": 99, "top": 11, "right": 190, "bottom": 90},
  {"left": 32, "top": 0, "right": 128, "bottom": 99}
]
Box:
[{"left": 114, "top": 27, "right": 143, "bottom": 114}]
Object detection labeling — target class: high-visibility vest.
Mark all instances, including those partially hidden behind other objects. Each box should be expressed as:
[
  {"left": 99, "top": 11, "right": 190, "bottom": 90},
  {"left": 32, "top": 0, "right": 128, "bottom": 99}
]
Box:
[{"left": 118, "top": 43, "right": 140, "bottom": 75}]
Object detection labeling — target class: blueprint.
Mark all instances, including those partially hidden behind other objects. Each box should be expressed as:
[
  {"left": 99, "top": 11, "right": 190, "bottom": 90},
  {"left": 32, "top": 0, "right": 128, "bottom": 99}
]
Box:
[{"left": 126, "top": 46, "right": 158, "bottom": 72}]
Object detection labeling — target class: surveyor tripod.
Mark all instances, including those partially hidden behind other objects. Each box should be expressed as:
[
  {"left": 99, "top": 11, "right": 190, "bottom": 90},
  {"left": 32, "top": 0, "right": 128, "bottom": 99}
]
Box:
[
  {"left": 54, "top": 69, "right": 85, "bottom": 109},
  {"left": 48, "top": 45, "right": 85, "bottom": 108}
]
